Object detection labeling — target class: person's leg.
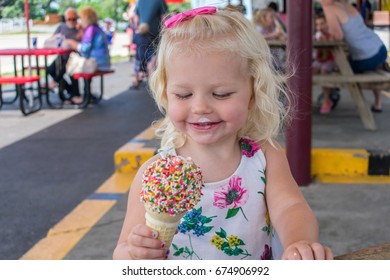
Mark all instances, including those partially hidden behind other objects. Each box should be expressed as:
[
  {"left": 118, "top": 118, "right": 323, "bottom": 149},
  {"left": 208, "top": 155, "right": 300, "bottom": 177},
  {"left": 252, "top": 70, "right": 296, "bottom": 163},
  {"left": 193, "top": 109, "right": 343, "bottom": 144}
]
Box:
[
  {"left": 70, "top": 79, "right": 83, "bottom": 104},
  {"left": 349, "top": 46, "right": 387, "bottom": 112},
  {"left": 320, "top": 63, "right": 334, "bottom": 114},
  {"left": 46, "top": 60, "right": 57, "bottom": 80},
  {"left": 70, "top": 76, "right": 80, "bottom": 97},
  {"left": 372, "top": 89, "right": 382, "bottom": 112},
  {"left": 130, "top": 60, "right": 141, "bottom": 89}
]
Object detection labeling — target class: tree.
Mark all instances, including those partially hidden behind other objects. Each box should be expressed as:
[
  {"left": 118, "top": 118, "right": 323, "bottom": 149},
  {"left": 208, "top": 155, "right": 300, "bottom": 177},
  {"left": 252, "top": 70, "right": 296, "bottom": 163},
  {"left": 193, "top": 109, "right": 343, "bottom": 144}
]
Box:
[
  {"left": 1, "top": 0, "right": 23, "bottom": 19},
  {"left": 0, "top": 0, "right": 128, "bottom": 21}
]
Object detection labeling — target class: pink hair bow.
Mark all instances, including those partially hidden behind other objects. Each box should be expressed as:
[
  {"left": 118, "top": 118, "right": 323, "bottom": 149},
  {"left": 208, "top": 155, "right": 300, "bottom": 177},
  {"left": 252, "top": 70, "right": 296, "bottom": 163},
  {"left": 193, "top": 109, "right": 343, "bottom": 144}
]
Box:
[{"left": 165, "top": 6, "right": 217, "bottom": 28}]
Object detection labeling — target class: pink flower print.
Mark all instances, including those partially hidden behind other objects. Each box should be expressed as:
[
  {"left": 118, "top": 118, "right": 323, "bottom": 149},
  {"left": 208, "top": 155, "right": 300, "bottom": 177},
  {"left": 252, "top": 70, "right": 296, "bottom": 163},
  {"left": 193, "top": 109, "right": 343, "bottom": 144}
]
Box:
[
  {"left": 213, "top": 176, "right": 249, "bottom": 221},
  {"left": 240, "top": 138, "right": 260, "bottom": 158},
  {"left": 213, "top": 176, "right": 248, "bottom": 208}
]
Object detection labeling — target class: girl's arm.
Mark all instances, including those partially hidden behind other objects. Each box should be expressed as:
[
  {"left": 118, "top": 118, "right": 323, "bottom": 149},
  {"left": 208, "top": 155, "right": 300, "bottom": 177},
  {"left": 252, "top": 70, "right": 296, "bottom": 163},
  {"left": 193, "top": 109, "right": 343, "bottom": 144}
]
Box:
[
  {"left": 264, "top": 141, "right": 333, "bottom": 260},
  {"left": 112, "top": 154, "right": 168, "bottom": 260}
]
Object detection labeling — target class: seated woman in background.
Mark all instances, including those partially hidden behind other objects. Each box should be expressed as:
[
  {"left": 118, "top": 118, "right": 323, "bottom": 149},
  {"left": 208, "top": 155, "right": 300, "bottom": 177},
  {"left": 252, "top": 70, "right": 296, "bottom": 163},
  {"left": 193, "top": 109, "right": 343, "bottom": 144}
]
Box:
[
  {"left": 319, "top": 0, "right": 387, "bottom": 113},
  {"left": 64, "top": 6, "right": 111, "bottom": 104}
]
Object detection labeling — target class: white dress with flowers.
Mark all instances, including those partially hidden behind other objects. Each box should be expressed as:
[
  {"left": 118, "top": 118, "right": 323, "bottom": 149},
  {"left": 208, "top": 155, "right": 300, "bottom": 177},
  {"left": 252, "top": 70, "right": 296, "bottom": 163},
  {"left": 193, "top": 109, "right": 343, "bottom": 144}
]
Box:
[{"left": 162, "top": 138, "right": 282, "bottom": 260}]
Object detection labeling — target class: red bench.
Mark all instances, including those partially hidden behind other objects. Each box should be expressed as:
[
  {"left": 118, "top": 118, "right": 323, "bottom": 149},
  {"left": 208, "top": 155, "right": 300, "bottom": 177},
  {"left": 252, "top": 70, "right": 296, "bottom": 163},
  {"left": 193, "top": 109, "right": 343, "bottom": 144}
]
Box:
[
  {"left": 0, "top": 75, "right": 42, "bottom": 115},
  {"left": 72, "top": 69, "right": 115, "bottom": 108}
]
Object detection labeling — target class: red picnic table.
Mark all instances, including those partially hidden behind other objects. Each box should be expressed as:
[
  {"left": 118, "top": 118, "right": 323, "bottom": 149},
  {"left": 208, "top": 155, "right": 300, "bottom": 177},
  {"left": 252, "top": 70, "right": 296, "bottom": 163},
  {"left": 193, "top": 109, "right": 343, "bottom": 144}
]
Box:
[{"left": 0, "top": 48, "right": 73, "bottom": 114}]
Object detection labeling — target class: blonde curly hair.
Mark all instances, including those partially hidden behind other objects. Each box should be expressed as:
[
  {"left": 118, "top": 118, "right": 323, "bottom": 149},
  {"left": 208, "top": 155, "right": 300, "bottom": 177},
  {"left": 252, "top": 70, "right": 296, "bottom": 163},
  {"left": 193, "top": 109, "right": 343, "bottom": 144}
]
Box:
[{"left": 149, "top": 9, "right": 291, "bottom": 149}]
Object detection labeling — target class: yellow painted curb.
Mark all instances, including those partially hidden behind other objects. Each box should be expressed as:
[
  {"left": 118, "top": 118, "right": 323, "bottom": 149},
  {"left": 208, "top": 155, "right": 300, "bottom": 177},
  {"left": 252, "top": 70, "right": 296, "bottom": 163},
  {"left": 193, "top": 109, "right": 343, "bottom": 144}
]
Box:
[
  {"left": 114, "top": 123, "right": 159, "bottom": 175},
  {"left": 20, "top": 199, "right": 116, "bottom": 260},
  {"left": 114, "top": 147, "right": 156, "bottom": 173},
  {"left": 96, "top": 173, "right": 134, "bottom": 194},
  {"left": 311, "top": 149, "right": 369, "bottom": 177}
]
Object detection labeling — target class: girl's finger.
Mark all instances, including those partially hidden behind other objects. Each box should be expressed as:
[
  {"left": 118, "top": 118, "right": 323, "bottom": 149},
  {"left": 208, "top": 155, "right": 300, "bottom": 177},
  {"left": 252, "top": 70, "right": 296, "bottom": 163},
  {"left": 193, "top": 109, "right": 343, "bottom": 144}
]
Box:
[
  {"left": 311, "top": 242, "right": 325, "bottom": 260},
  {"left": 282, "top": 247, "right": 302, "bottom": 260},
  {"left": 129, "top": 230, "right": 164, "bottom": 249},
  {"left": 296, "top": 243, "right": 314, "bottom": 260},
  {"left": 324, "top": 246, "right": 334, "bottom": 260}
]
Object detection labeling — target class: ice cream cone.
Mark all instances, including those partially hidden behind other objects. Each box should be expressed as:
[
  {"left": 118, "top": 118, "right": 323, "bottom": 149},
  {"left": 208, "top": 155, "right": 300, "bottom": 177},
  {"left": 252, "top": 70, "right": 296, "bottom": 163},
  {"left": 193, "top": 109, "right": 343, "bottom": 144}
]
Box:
[
  {"left": 140, "top": 155, "right": 205, "bottom": 248},
  {"left": 144, "top": 206, "right": 185, "bottom": 248}
]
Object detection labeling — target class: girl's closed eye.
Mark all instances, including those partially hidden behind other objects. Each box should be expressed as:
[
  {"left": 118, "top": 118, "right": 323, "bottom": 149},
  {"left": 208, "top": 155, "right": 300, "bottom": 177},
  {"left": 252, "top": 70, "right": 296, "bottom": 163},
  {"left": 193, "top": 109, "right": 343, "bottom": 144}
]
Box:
[
  {"left": 213, "top": 92, "right": 234, "bottom": 99},
  {"left": 174, "top": 93, "right": 192, "bottom": 100}
]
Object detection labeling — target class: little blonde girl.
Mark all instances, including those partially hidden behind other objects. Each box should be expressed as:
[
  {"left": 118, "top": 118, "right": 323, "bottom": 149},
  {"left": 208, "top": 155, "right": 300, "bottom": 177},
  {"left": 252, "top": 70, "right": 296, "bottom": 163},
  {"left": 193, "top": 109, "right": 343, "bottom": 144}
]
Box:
[{"left": 113, "top": 7, "right": 333, "bottom": 260}]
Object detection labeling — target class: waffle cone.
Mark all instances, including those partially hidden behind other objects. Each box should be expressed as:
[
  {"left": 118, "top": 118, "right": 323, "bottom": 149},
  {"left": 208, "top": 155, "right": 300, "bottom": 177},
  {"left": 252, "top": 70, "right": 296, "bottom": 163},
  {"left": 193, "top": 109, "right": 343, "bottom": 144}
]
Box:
[{"left": 144, "top": 206, "right": 185, "bottom": 248}]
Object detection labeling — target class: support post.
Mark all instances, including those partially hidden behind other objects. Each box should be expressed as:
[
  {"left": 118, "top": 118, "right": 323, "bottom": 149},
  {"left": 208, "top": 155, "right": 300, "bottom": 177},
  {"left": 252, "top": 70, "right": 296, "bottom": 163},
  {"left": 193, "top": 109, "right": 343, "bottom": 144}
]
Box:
[{"left": 286, "top": 0, "right": 313, "bottom": 186}]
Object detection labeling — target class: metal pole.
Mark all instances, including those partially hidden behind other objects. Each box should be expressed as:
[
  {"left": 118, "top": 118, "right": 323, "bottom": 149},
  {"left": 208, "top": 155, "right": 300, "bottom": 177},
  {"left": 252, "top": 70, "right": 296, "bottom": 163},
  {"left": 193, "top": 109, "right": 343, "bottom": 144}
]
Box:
[
  {"left": 24, "top": 0, "right": 32, "bottom": 75},
  {"left": 286, "top": 0, "right": 313, "bottom": 186}
]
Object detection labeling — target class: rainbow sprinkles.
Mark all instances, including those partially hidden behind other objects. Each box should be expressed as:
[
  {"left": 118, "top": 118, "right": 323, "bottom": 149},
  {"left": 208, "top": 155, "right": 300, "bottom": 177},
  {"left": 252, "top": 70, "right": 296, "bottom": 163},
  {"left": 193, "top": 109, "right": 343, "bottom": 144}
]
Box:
[{"left": 140, "top": 155, "right": 205, "bottom": 216}]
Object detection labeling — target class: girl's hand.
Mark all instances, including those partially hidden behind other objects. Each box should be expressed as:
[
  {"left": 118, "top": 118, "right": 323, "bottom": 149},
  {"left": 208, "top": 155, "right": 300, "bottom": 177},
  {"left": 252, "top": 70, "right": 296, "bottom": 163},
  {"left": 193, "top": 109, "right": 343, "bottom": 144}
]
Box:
[
  {"left": 126, "top": 224, "right": 168, "bottom": 260},
  {"left": 282, "top": 241, "right": 333, "bottom": 260}
]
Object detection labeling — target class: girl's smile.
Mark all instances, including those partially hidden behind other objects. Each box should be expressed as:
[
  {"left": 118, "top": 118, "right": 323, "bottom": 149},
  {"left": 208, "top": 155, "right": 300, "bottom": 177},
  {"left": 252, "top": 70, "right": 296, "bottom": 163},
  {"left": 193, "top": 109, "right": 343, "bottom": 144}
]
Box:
[{"left": 188, "top": 120, "right": 222, "bottom": 131}]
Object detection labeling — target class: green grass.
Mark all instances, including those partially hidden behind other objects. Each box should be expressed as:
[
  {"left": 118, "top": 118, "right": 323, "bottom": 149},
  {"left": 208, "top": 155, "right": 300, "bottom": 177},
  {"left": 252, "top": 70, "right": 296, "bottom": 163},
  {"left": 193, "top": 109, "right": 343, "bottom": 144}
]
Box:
[
  {"left": 0, "top": 68, "right": 46, "bottom": 77},
  {"left": 110, "top": 55, "right": 129, "bottom": 63}
]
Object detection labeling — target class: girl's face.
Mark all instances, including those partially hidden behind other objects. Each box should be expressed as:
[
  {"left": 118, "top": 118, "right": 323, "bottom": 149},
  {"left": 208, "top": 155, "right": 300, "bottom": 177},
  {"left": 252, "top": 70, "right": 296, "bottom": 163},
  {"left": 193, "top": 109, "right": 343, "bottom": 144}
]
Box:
[
  {"left": 165, "top": 50, "right": 253, "bottom": 147},
  {"left": 264, "top": 12, "right": 275, "bottom": 26}
]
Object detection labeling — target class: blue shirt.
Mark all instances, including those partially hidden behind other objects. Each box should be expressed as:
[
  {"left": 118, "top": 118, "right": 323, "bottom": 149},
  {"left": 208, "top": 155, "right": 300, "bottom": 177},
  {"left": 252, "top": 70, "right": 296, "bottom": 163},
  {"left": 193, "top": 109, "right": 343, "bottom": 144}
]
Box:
[{"left": 135, "top": 0, "right": 168, "bottom": 40}]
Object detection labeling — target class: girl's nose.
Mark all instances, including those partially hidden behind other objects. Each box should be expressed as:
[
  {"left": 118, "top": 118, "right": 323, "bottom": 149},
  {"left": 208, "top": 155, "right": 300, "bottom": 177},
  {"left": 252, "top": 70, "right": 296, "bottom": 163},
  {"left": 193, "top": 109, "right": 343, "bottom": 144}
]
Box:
[{"left": 191, "top": 95, "right": 212, "bottom": 115}]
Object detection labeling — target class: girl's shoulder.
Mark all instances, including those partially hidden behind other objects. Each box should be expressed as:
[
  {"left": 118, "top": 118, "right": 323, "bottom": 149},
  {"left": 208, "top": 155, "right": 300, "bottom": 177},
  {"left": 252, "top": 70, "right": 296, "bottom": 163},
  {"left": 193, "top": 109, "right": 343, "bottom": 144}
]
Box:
[{"left": 251, "top": 139, "right": 284, "bottom": 159}]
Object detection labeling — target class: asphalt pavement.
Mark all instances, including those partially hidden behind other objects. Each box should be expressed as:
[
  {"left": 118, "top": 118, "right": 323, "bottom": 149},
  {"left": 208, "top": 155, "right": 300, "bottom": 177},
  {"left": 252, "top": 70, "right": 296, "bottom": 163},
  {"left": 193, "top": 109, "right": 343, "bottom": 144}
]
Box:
[{"left": 1, "top": 58, "right": 390, "bottom": 260}]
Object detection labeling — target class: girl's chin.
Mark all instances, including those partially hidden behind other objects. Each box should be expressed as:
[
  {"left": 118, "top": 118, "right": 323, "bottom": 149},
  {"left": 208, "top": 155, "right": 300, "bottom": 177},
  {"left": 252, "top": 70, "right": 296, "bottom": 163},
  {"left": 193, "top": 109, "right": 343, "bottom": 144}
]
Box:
[{"left": 187, "top": 133, "right": 219, "bottom": 145}]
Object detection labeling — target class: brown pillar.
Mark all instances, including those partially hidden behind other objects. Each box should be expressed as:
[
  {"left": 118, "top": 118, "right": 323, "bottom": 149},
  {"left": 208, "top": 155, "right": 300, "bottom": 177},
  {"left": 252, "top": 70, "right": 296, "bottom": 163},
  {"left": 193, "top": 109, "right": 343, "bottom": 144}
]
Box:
[{"left": 286, "top": 0, "right": 313, "bottom": 186}]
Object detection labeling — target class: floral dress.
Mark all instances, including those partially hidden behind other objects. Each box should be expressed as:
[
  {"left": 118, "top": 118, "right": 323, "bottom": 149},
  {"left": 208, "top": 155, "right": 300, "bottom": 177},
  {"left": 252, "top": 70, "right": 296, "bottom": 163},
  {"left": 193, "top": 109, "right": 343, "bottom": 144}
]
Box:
[{"left": 161, "top": 138, "right": 283, "bottom": 260}]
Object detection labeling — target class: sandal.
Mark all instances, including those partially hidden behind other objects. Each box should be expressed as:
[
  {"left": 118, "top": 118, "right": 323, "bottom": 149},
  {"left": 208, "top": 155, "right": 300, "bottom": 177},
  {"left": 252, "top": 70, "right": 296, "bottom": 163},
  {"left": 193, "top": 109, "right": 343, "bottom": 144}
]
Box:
[
  {"left": 320, "top": 99, "right": 332, "bottom": 114},
  {"left": 371, "top": 105, "right": 382, "bottom": 113}
]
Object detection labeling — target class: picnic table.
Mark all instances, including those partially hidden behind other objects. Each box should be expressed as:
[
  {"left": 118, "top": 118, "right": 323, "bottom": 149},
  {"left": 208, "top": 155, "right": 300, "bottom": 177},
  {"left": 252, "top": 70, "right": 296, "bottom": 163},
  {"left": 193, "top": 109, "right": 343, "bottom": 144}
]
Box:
[
  {"left": 268, "top": 40, "right": 384, "bottom": 131},
  {"left": 335, "top": 242, "right": 390, "bottom": 260},
  {"left": 0, "top": 48, "right": 72, "bottom": 114}
]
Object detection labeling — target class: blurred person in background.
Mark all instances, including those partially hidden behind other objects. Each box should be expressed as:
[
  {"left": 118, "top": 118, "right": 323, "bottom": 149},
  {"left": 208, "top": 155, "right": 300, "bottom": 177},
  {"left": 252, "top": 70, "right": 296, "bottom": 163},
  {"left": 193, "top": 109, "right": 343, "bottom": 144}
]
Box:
[
  {"left": 64, "top": 6, "right": 111, "bottom": 104},
  {"left": 102, "top": 18, "right": 115, "bottom": 50},
  {"left": 267, "top": 1, "right": 287, "bottom": 33},
  {"left": 46, "top": 7, "right": 82, "bottom": 99},
  {"left": 319, "top": 0, "right": 386, "bottom": 113},
  {"left": 253, "top": 7, "right": 287, "bottom": 71},
  {"left": 130, "top": 23, "right": 153, "bottom": 90},
  {"left": 134, "top": 0, "right": 168, "bottom": 73}
]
